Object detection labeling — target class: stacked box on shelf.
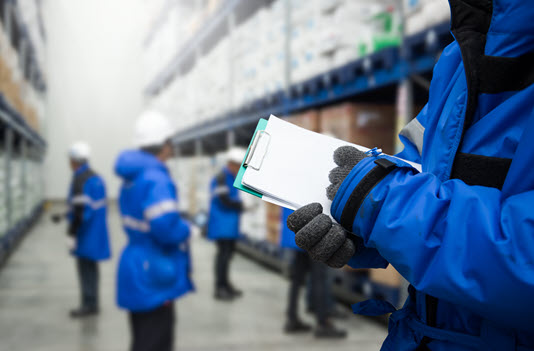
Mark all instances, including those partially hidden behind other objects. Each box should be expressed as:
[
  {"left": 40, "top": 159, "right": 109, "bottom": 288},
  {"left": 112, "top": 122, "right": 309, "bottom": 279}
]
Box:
[
  {"left": 240, "top": 195, "right": 266, "bottom": 242},
  {"left": 325, "top": 0, "right": 401, "bottom": 70},
  {"left": 320, "top": 102, "right": 396, "bottom": 154},
  {"left": 255, "top": 3, "right": 286, "bottom": 100},
  {"left": 173, "top": 157, "right": 195, "bottom": 214},
  {"left": 404, "top": 0, "right": 451, "bottom": 36},
  {"left": 232, "top": 11, "right": 267, "bottom": 108},
  {"left": 265, "top": 202, "right": 281, "bottom": 245},
  {"left": 284, "top": 109, "right": 321, "bottom": 132}
]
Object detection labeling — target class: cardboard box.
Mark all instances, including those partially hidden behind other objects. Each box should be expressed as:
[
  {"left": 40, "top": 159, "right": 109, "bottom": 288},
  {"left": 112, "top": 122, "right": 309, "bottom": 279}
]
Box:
[
  {"left": 370, "top": 265, "right": 402, "bottom": 287},
  {"left": 320, "top": 102, "right": 396, "bottom": 154},
  {"left": 265, "top": 202, "right": 281, "bottom": 245},
  {"left": 284, "top": 109, "right": 321, "bottom": 132}
]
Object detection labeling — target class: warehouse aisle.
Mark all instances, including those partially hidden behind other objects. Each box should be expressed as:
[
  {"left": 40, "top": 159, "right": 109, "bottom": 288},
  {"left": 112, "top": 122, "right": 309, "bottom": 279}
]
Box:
[{"left": 0, "top": 206, "right": 387, "bottom": 351}]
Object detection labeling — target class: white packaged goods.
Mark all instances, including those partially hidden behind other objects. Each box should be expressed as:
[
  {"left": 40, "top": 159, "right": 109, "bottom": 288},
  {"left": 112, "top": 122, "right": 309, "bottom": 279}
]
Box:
[
  {"left": 143, "top": 0, "right": 447, "bottom": 131},
  {"left": 405, "top": 0, "right": 451, "bottom": 36},
  {"left": 241, "top": 196, "right": 266, "bottom": 241}
]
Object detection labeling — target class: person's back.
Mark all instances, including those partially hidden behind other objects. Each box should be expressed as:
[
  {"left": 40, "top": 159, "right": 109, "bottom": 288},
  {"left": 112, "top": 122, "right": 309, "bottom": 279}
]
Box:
[
  {"left": 115, "top": 149, "right": 193, "bottom": 311},
  {"left": 68, "top": 165, "right": 110, "bottom": 261},
  {"left": 115, "top": 110, "right": 193, "bottom": 351}
]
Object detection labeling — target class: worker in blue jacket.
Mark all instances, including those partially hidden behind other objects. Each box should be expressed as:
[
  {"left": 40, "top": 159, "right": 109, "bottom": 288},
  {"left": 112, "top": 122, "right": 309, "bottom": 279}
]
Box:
[
  {"left": 287, "top": 0, "right": 534, "bottom": 350},
  {"left": 66, "top": 141, "right": 111, "bottom": 318},
  {"left": 280, "top": 207, "right": 346, "bottom": 338},
  {"left": 207, "top": 147, "right": 246, "bottom": 301},
  {"left": 115, "top": 110, "right": 193, "bottom": 351}
]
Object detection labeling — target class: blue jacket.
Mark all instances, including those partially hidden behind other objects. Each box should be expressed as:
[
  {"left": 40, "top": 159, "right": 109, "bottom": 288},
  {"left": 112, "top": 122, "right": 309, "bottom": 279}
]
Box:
[
  {"left": 331, "top": 1, "right": 534, "bottom": 350},
  {"left": 115, "top": 150, "right": 193, "bottom": 312},
  {"left": 279, "top": 207, "right": 302, "bottom": 251},
  {"left": 67, "top": 163, "right": 111, "bottom": 261},
  {"left": 207, "top": 167, "right": 243, "bottom": 240}
]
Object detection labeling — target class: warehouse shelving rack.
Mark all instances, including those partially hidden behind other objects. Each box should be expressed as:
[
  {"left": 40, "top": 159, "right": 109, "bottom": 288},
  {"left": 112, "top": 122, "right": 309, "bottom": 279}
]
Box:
[
  {"left": 0, "top": 95, "right": 46, "bottom": 267},
  {"left": 144, "top": 0, "right": 453, "bottom": 310},
  {"left": 0, "top": 0, "right": 47, "bottom": 267}
]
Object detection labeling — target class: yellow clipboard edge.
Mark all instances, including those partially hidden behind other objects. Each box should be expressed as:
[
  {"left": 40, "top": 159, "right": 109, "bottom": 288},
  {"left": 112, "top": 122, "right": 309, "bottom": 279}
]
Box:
[{"left": 233, "top": 118, "right": 269, "bottom": 198}]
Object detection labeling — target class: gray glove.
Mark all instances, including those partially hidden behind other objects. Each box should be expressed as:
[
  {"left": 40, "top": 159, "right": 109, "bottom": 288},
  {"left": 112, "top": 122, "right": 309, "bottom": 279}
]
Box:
[
  {"left": 326, "top": 146, "right": 368, "bottom": 200},
  {"left": 287, "top": 203, "right": 356, "bottom": 268}
]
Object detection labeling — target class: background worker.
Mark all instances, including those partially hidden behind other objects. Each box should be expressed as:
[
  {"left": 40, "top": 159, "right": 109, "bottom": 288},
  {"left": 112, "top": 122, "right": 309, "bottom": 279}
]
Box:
[
  {"left": 66, "top": 141, "right": 111, "bottom": 318},
  {"left": 287, "top": 0, "right": 534, "bottom": 349},
  {"left": 280, "top": 207, "right": 346, "bottom": 338},
  {"left": 207, "top": 147, "right": 246, "bottom": 301},
  {"left": 115, "top": 110, "right": 194, "bottom": 351}
]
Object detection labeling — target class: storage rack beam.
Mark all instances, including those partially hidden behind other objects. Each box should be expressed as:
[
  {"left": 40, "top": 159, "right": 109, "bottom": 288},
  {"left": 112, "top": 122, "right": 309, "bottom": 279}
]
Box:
[{"left": 144, "top": 0, "right": 275, "bottom": 96}]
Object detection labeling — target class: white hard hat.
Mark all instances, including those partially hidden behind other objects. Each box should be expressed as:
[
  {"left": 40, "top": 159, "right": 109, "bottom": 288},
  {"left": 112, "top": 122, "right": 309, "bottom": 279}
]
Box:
[
  {"left": 69, "top": 141, "right": 91, "bottom": 161},
  {"left": 133, "top": 110, "right": 175, "bottom": 147},
  {"left": 226, "top": 147, "right": 247, "bottom": 165}
]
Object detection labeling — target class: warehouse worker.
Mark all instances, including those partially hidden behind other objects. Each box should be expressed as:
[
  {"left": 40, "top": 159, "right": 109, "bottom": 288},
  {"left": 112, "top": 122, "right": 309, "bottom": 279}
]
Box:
[
  {"left": 280, "top": 207, "right": 346, "bottom": 338},
  {"left": 207, "top": 147, "right": 246, "bottom": 301},
  {"left": 115, "top": 110, "right": 193, "bottom": 351},
  {"left": 287, "top": 1, "right": 534, "bottom": 350},
  {"left": 67, "top": 141, "right": 111, "bottom": 318}
]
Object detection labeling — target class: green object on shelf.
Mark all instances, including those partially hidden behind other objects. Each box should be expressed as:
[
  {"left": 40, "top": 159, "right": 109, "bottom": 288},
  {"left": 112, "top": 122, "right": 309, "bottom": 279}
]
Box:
[
  {"left": 373, "top": 36, "right": 401, "bottom": 51},
  {"left": 233, "top": 118, "right": 269, "bottom": 198}
]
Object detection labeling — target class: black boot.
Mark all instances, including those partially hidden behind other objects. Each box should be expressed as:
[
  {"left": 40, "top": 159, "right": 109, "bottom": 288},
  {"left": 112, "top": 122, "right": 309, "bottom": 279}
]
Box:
[
  {"left": 214, "top": 286, "right": 235, "bottom": 301},
  {"left": 69, "top": 306, "right": 99, "bottom": 318},
  {"left": 314, "top": 321, "right": 347, "bottom": 339},
  {"left": 228, "top": 284, "right": 243, "bottom": 298},
  {"left": 284, "top": 319, "right": 312, "bottom": 334}
]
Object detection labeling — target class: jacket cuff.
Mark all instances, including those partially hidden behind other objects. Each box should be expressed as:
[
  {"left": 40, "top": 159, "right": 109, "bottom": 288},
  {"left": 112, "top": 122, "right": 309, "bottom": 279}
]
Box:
[{"left": 331, "top": 155, "right": 417, "bottom": 240}]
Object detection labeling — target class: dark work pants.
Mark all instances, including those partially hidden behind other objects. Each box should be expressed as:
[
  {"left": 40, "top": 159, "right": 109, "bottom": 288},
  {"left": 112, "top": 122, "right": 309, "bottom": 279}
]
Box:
[
  {"left": 129, "top": 303, "right": 175, "bottom": 351},
  {"left": 215, "top": 239, "right": 236, "bottom": 289},
  {"left": 76, "top": 257, "right": 99, "bottom": 309},
  {"left": 286, "top": 251, "right": 328, "bottom": 325}
]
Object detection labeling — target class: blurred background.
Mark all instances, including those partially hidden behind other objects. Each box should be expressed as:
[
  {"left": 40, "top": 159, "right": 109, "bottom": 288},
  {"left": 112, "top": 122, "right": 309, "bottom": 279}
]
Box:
[{"left": 0, "top": 0, "right": 452, "bottom": 350}]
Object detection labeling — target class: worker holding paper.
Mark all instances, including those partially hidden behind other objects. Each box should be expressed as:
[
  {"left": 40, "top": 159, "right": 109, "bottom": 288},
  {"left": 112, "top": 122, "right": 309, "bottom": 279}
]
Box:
[
  {"left": 207, "top": 147, "right": 247, "bottom": 301},
  {"left": 287, "top": 0, "right": 534, "bottom": 350}
]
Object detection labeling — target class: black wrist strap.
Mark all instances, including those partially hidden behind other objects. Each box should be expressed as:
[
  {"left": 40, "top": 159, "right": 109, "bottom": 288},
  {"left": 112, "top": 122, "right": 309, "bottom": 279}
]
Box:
[{"left": 339, "top": 159, "right": 397, "bottom": 231}]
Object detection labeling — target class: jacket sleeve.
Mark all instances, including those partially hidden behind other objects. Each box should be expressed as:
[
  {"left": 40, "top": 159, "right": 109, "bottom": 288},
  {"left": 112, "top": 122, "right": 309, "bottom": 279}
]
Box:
[
  {"left": 68, "top": 177, "right": 106, "bottom": 236},
  {"left": 344, "top": 103, "right": 429, "bottom": 269},
  {"left": 213, "top": 173, "right": 243, "bottom": 211},
  {"left": 331, "top": 154, "right": 534, "bottom": 330},
  {"left": 143, "top": 180, "right": 190, "bottom": 246},
  {"left": 395, "top": 104, "right": 428, "bottom": 164}
]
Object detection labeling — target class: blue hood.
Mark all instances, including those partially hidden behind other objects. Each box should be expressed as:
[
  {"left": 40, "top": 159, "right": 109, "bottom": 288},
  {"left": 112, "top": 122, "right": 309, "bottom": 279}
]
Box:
[
  {"left": 115, "top": 150, "right": 165, "bottom": 181},
  {"left": 486, "top": 0, "right": 534, "bottom": 56}
]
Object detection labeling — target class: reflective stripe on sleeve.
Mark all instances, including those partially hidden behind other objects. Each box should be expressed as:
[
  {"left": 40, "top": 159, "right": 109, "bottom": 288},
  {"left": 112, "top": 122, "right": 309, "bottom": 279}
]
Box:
[
  {"left": 144, "top": 200, "right": 179, "bottom": 221},
  {"left": 70, "top": 195, "right": 107, "bottom": 209},
  {"left": 213, "top": 186, "right": 229, "bottom": 196},
  {"left": 122, "top": 216, "right": 150, "bottom": 233},
  {"left": 399, "top": 118, "right": 425, "bottom": 156}
]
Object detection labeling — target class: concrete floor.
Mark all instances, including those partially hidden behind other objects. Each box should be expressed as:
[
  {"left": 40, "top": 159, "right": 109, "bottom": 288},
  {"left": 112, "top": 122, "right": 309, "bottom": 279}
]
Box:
[{"left": 0, "top": 206, "right": 387, "bottom": 351}]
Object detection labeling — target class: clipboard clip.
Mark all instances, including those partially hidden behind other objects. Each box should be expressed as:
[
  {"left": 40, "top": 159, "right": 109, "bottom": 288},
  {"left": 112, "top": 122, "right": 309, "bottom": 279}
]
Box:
[{"left": 244, "top": 130, "right": 271, "bottom": 171}]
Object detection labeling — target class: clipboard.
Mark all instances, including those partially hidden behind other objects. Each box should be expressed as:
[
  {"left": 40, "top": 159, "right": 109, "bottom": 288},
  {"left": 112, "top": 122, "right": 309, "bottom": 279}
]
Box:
[
  {"left": 234, "top": 115, "right": 421, "bottom": 212},
  {"left": 233, "top": 118, "right": 268, "bottom": 198}
]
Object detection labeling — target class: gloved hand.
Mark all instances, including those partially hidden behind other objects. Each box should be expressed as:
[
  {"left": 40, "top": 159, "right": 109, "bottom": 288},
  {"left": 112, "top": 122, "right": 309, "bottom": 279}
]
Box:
[
  {"left": 326, "top": 146, "right": 369, "bottom": 200},
  {"left": 287, "top": 146, "right": 369, "bottom": 268},
  {"left": 287, "top": 203, "right": 357, "bottom": 268}
]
